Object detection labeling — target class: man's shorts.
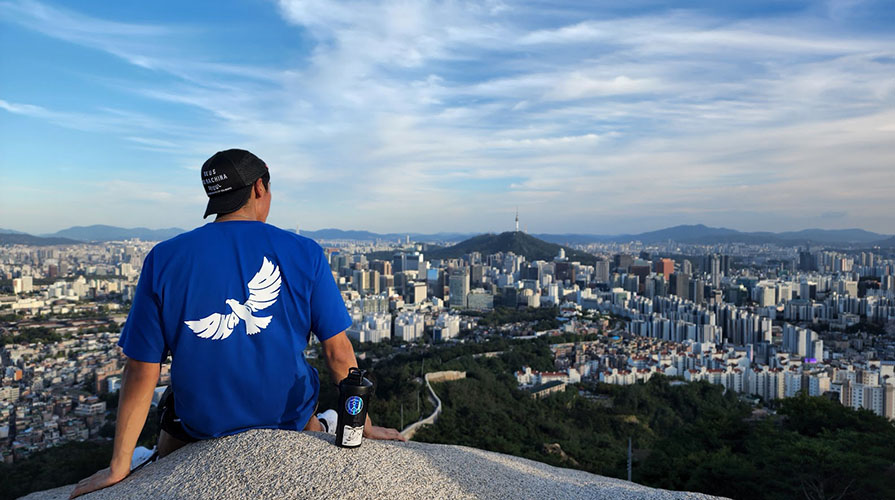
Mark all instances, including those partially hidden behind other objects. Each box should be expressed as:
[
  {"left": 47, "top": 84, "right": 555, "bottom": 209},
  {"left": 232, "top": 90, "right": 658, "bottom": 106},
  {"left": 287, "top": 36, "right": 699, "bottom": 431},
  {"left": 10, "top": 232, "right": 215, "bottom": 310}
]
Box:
[{"left": 158, "top": 386, "right": 200, "bottom": 444}]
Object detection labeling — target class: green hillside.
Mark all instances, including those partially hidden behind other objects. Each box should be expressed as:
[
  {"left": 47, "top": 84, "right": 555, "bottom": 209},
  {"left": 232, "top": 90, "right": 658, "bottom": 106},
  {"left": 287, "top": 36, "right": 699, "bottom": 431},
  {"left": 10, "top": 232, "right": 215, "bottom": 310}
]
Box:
[
  {"left": 426, "top": 231, "right": 596, "bottom": 264},
  {"left": 0, "top": 234, "right": 81, "bottom": 246}
]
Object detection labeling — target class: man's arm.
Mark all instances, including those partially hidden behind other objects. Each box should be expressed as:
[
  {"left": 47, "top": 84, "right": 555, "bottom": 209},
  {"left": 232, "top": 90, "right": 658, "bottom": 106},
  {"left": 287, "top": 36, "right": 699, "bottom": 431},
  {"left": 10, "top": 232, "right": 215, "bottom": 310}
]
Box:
[
  {"left": 320, "top": 332, "right": 405, "bottom": 441},
  {"left": 70, "top": 358, "right": 160, "bottom": 499}
]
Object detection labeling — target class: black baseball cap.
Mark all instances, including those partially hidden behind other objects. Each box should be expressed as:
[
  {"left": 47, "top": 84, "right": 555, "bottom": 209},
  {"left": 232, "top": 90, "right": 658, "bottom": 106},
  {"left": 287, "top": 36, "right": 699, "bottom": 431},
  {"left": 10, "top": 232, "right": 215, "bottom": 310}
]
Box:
[{"left": 201, "top": 149, "right": 269, "bottom": 218}]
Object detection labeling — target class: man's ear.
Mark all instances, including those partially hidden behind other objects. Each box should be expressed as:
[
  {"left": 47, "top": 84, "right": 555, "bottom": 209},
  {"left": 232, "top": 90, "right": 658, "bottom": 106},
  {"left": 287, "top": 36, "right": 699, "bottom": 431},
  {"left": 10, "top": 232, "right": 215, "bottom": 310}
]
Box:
[{"left": 253, "top": 177, "right": 266, "bottom": 198}]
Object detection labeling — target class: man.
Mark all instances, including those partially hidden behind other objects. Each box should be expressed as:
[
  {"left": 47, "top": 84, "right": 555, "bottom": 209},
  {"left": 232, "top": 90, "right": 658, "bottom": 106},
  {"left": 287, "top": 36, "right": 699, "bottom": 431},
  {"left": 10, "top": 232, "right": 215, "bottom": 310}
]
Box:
[{"left": 71, "top": 149, "right": 404, "bottom": 498}]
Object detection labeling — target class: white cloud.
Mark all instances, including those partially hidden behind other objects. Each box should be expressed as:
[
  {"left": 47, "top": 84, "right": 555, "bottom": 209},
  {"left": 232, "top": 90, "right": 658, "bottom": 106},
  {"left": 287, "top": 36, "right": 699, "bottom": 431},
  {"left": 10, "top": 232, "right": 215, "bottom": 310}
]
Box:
[
  {"left": 3, "top": 1, "right": 895, "bottom": 233},
  {"left": 101, "top": 180, "right": 174, "bottom": 202}
]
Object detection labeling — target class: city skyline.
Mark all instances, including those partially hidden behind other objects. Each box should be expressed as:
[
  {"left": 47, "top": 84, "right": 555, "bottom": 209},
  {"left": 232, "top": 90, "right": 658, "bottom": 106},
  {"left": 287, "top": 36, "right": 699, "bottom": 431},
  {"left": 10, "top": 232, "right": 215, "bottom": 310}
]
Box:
[{"left": 2, "top": 0, "right": 895, "bottom": 235}]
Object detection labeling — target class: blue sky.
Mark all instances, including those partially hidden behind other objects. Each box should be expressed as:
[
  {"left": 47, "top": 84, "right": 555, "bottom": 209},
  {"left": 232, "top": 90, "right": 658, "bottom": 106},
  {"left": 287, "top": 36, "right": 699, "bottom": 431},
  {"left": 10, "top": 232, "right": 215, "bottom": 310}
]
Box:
[{"left": 1, "top": 0, "right": 894, "bottom": 235}]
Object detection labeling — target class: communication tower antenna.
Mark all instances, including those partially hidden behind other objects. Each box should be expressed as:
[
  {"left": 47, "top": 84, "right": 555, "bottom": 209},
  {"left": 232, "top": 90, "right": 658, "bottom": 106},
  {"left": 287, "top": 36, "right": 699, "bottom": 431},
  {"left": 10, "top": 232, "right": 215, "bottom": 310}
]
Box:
[{"left": 515, "top": 208, "right": 519, "bottom": 233}]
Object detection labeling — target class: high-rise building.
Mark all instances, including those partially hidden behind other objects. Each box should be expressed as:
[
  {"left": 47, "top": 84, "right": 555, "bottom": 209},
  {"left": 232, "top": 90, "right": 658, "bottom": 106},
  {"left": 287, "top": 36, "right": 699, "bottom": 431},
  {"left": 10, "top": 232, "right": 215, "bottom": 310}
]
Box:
[
  {"left": 12, "top": 276, "right": 33, "bottom": 294},
  {"left": 799, "top": 281, "right": 817, "bottom": 300},
  {"left": 368, "top": 270, "right": 381, "bottom": 294},
  {"left": 758, "top": 285, "right": 776, "bottom": 307},
  {"left": 671, "top": 272, "right": 690, "bottom": 299},
  {"left": 449, "top": 268, "right": 470, "bottom": 309},
  {"left": 690, "top": 278, "right": 705, "bottom": 304},
  {"left": 394, "top": 312, "right": 425, "bottom": 342},
  {"left": 347, "top": 313, "right": 391, "bottom": 343},
  {"left": 629, "top": 264, "right": 650, "bottom": 293},
  {"left": 594, "top": 259, "right": 610, "bottom": 283},
  {"left": 409, "top": 281, "right": 427, "bottom": 304},
  {"left": 352, "top": 269, "right": 370, "bottom": 294},
  {"left": 654, "top": 258, "right": 674, "bottom": 277},
  {"left": 614, "top": 254, "right": 634, "bottom": 272},
  {"left": 371, "top": 260, "right": 392, "bottom": 276},
  {"left": 379, "top": 274, "right": 395, "bottom": 294},
  {"left": 392, "top": 253, "right": 405, "bottom": 273},
  {"left": 885, "top": 384, "right": 895, "bottom": 420},
  {"left": 782, "top": 324, "right": 821, "bottom": 359},
  {"left": 703, "top": 255, "right": 722, "bottom": 289},
  {"left": 554, "top": 262, "right": 574, "bottom": 283},
  {"left": 471, "top": 264, "right": 486, "bottom": 286},
  {"left": 330, "top": 253, "right": 349, "bottom": 273},
  {"left": 427, "top": 268, "right": 446, "bottom": 299},
  {"left": 884, "top": 275, "right": 895, "bottom": 292},
  {"left": 405, "top": 252, "right": 424, "bottom": 272},
  {"left": 799, "top": 248, "right": 816, "bottom": 271}
]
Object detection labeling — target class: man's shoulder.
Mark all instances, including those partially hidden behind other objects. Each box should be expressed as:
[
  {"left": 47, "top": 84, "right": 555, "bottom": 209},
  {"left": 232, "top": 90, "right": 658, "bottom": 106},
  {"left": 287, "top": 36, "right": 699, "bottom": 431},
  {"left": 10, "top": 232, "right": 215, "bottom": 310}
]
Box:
[{"left": 149, "top": 222, "right": 323, "bottom": 261}]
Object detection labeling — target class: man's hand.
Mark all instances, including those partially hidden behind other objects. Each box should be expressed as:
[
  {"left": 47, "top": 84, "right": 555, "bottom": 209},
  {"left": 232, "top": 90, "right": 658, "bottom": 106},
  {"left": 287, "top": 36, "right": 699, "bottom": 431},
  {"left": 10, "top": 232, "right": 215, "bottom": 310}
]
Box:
[
  {"left": 69, "top": 466, "right": 129, "bottom": 499},
  {"left": 69, "top": 358, "right": 158, "bottom": 499},
  {"left": 364, "top": 424, "right": 407, "bottom": 442},
  {"left": 321, "top": 333, "right": 407, "bottom": 443}
]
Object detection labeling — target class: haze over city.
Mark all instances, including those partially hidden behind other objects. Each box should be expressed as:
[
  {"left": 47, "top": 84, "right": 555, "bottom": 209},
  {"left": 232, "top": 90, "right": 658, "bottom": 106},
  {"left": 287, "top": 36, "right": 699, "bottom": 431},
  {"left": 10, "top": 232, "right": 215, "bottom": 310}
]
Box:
[
  {"left": 4, "top": 4, "right": 895, "bottom": 497},
  {"left": 1, "top": 0, "right": 894, "bottom": 235}
]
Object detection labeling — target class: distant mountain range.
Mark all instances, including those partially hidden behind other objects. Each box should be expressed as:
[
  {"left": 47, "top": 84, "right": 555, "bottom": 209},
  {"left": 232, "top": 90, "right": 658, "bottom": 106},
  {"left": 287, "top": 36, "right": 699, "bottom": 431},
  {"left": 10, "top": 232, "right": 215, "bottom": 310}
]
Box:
[
  {"left": 0, "top": 225, "right": 186, "bottom": 246},
  {"left": 426, "top": 231, "right": 596, "bottom": 264},
  {"left": 1, "top": 223, "right": 893, "bottom": 247},
  {"left": 44, "top": 225, "right": 186, "bottom": 242},
  {"left": 307, "top": 225, "right": 894, "bottom": 247},
  {"left": 0, "top": 233, "right": 81, "bottom": 246},
  {"left": 535, "top": 225, "right": 893, "bottom": 246},
  {"left": 875, "top": 236, "right": 895, "bottom": 248},
  {"left": 293, "top": 228, "right": 473, "bottom": 242}
]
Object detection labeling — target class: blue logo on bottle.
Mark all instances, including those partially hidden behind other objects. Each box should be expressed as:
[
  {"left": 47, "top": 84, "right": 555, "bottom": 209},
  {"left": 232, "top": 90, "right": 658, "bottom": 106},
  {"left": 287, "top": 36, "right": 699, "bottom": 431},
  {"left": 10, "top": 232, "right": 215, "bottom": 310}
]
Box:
[{"left": 345, "top": 396, "right": 363, "bottom": 416}]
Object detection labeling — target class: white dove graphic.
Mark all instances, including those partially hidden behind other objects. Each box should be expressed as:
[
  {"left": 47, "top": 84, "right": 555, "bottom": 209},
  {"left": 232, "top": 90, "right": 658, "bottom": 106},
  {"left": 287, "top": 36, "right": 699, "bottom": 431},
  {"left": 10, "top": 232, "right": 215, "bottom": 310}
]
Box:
[{"left": 184, "top": 257, "right": 281, "bottom": 340}]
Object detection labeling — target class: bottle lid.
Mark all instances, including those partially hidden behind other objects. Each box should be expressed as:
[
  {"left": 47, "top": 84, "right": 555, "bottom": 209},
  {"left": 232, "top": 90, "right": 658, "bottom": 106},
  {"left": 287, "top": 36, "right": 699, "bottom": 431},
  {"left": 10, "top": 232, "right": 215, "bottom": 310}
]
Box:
[
  {"left": 341, "top": 367, "right": 373, "bottom": 389},
  {"left": 346, "top": 367, "right": 366, "bottom": 385}
]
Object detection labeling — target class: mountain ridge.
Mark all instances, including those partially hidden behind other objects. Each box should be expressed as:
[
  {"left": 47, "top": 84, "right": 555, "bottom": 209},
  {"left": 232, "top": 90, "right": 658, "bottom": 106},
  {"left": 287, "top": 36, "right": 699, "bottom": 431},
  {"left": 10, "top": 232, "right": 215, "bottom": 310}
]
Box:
[
  {"left": 293, "top": 228, "right": 475, "bottom": 242},
  {"left": 4, "top": 224, "right": 894, "bottom": 246},
  {"left": 426, "top": 231, "right": 596, "bottom": 264},
  {"left": 537, "top": 224, "right": 893, "bottom": 246},
  {"left": 42, "top": 225, "right": 187, "bottom": 242},
  {"left": 0, "top": 234, "right": 82, "bottom": 246}
]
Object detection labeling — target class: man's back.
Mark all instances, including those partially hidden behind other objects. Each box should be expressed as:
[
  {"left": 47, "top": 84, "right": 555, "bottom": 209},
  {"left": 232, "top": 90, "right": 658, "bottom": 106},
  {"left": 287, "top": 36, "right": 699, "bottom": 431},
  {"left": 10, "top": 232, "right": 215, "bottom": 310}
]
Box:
[
  {"left": 70, "top": 150, "right": 402, "bottom": 500},
  {"left": 119, "top": 220, "right": 351, "bottom": 439}
]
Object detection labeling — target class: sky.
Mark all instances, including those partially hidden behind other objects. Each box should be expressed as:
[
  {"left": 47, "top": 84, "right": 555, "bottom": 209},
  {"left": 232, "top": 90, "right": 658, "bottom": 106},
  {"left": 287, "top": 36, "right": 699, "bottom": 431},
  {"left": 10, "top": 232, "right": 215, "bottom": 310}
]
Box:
[{"left": 1, "top": 0, "right": 894, "bottom": 236}]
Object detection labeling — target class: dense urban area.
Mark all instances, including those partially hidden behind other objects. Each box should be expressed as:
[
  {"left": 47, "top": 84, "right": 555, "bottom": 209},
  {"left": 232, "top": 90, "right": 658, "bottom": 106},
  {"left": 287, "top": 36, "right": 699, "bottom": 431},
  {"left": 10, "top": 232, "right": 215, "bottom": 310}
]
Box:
[{"left": 2, "top": 225, "right": 894, "bottom": 499}]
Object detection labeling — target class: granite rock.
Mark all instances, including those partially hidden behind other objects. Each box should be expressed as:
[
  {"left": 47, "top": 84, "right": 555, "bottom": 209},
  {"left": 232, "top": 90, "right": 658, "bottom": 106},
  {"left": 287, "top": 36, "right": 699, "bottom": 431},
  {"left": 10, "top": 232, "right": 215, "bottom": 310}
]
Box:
[{"left": 20, "top": 430, "right": 727, "bottom": 500}]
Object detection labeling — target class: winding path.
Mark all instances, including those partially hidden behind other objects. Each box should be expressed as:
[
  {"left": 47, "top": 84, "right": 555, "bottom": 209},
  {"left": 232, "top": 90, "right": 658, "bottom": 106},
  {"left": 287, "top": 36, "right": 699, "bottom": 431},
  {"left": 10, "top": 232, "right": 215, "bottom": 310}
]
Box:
[{"left": 400, "top": 370, "right": 466, "bottom": 440}]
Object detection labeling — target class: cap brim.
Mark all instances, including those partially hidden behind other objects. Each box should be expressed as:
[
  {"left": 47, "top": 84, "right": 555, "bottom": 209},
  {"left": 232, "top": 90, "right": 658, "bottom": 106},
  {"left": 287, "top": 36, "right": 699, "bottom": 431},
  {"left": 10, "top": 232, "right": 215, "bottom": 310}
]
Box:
[{"left": 203, "top": 185, "right": 252, "bottom": 219}]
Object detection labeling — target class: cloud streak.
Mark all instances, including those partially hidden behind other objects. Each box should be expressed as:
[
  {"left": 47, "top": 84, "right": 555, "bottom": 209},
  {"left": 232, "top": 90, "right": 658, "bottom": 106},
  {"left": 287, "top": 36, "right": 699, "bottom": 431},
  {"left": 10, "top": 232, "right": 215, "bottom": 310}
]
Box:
[{"left": 1, "top": 0, "right": 894, "bottom": 234}]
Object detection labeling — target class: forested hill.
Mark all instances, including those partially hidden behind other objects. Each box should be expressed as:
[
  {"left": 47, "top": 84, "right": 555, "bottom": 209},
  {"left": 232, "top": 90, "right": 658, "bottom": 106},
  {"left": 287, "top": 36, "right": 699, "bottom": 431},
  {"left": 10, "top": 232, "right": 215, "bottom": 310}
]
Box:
[
  {"left": 426, "top": 231, "right": 596, "bottom": 264},
  {"left": 6, "top": 333, "right": 893, "bottom": 500},
  {"left": 0, "top": 234, "right": 81, "bottom": 246},
  {"left": 403, "top": 337, "right": 895, "bottom": 500}
]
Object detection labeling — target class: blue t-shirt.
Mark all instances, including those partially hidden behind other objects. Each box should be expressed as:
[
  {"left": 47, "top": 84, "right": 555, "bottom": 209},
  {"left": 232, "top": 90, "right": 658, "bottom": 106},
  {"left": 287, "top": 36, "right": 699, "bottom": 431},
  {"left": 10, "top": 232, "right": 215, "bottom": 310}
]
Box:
[{"left": 118, "top": 221, "right": 352, "bottom": 439}]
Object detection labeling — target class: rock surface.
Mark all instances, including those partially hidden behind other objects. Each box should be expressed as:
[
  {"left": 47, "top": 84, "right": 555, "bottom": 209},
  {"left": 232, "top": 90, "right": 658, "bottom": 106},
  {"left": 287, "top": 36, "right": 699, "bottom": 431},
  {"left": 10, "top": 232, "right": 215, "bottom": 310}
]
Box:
[{"left": 21, "top": 430, "right": 727, "bottom": 500}]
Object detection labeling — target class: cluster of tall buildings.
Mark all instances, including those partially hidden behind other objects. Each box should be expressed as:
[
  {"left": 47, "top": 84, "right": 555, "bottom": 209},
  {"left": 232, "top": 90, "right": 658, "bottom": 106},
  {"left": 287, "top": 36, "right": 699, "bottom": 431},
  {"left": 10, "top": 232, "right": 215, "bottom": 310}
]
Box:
[
  {"left": 528, "top": 317, "right": 895, "bottom": 420},
  {"left": 0, "top": 242, "right": 150, "bottom": 283},
  {"left": 0, "top": 332, "right": 164, "bottom": 463},
  {"left": 1, "top": 242, "right": 152, "bottom": 315},
  {"left": 321, "top": 240, "right": 609, "bottom": 344},
  {"left": 568, "top": 255, "right": 895, "bottom": 418},
  {"left": 2, "top": 231, "right": 895, "bottom": 466}
]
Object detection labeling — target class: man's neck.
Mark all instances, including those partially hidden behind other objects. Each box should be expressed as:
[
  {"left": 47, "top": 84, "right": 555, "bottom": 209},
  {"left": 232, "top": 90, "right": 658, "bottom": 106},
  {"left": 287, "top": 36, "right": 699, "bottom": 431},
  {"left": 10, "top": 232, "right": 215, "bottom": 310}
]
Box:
[{"left": 215, "top": 209, "right": 260, "bottom": 223}]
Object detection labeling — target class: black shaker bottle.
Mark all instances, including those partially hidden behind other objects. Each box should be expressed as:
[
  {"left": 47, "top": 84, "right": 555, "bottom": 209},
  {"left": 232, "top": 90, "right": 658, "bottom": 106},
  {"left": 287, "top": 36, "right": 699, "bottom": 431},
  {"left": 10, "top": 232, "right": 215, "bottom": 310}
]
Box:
[{"left": 336, "top": 367, "right": 373, "bottom": 448}]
